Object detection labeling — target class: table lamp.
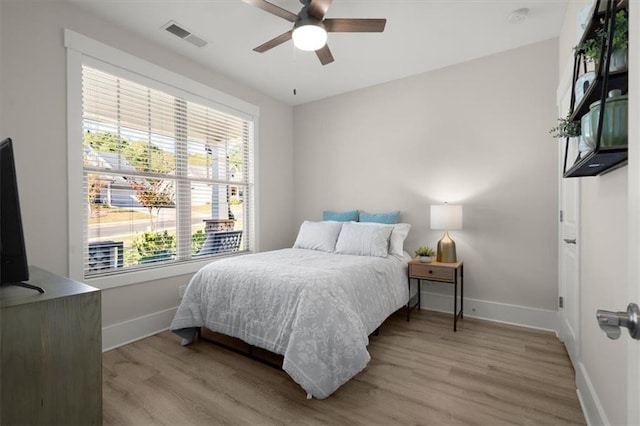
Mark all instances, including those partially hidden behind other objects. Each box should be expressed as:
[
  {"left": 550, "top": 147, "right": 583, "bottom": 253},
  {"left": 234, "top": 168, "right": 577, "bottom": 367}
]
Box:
[{"left": 430, "top": 203, "right": 463, "bottom": 263}]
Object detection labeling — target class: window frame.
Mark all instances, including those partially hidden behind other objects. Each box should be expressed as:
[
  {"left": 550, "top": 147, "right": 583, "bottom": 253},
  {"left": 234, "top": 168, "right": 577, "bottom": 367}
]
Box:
[{"left": 65, "top": 29, "right": 260, "bottom": 289}]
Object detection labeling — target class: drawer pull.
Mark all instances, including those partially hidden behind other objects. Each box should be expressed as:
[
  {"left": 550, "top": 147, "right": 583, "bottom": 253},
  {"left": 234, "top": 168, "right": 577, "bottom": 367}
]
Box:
[{"left": 428, "top": 270, "right": 433, "bottom": 274}]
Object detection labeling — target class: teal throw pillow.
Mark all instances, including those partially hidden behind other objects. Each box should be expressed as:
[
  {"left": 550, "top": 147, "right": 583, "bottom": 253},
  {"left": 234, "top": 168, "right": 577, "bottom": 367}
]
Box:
[
  {"left": 359, "top": 211, "right": 401, "bottom": 224},
  {"left": 323, "top": 210, "right": 359, "bottom": 222}
]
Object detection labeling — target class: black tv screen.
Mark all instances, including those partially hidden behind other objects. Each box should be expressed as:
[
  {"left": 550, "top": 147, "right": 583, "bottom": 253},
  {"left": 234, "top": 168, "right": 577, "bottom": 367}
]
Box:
[{"left": 1, "top": 137, "right": 30, "bottom": 285}]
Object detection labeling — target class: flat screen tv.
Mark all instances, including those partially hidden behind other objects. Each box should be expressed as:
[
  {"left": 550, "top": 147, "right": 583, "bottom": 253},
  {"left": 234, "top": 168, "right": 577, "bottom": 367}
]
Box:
[{"left": 1, "top": 137, "right": 43, "bottom": 293}]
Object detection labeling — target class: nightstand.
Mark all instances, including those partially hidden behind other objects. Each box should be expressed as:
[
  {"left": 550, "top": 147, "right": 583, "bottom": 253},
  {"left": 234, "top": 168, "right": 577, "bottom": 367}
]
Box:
[{"left": 407, "top": 259, "right": 464, "bottom": 331}]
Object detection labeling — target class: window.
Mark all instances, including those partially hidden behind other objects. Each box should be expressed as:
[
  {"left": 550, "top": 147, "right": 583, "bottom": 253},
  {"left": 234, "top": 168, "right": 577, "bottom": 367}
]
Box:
[{"left": 66, "top": 30, "right": 257, "bottom": 286}]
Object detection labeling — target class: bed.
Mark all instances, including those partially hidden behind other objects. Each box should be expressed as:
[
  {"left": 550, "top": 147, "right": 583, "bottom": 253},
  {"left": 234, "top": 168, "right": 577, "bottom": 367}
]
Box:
[{"left": 170, "top": 220, "right": 411, "bottom": 399}]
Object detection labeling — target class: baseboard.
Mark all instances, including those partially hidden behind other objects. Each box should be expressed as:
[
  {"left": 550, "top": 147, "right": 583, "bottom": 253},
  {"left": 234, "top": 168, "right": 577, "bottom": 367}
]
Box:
[
  {"left": 419, "top": 290, "right": 557, "bottom": 331},
  {"left": 102, "top": 293, "right": 557, "bottom": 350},
  {"left": 102, "top": 307, "right": 177, "bottom": 352},
  {"left": 576, "top": 361, "right": 608, "bottom": 426}
]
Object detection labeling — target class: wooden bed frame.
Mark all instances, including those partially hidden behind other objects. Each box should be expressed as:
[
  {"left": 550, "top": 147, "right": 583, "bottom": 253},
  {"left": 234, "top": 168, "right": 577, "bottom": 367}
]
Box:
[
  {"left": 199, "top": 328, "right": 284, "bottom": 369},
  {"left": 197, "top": 321, "right": 385, "bottom": 371}
]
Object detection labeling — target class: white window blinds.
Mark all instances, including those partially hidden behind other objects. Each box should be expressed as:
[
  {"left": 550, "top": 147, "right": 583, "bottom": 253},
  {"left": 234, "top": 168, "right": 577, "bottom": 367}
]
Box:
[{"left": 81, "top": 65, "right": 253, "bottom": 277}]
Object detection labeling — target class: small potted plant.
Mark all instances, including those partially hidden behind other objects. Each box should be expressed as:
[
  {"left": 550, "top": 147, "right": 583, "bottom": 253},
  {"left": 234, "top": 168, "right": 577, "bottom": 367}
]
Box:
[
  {"left": 414, "top": 246, "right": 435, "bottom": 263},
  {"left": 550, "top": 113, "right": 593, "bottom": 158},
  {"left": 549, "top": 114, "right": 581, "bottom": 139},
  {"left": 574, "top": 10, "right": 628, "bottom": 71}
]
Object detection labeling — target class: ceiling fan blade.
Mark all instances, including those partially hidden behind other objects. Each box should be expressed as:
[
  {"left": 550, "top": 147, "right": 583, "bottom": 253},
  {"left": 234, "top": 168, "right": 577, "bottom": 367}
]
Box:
[
  {"left": 253, "top": 30, "right": 293, "bottom": 53},
  {"left": 307, "top": 0, "right": 333, "bottom": 20},
  {"left": 242, "top": 0, "right": 298, "bottom": 22},
  {"left": 324, "top": 18, "right": 386, "bottom": 32},
  {"left": 315, "top": 44, "right": 334, "bottom": 65}
]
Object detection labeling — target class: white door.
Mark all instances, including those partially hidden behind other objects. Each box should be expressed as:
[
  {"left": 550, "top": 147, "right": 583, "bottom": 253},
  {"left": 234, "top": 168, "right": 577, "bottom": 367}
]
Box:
[
  {"left": 558, "top": 85, "right": 580, "bottom": 365},
  {"left": 559, "top": 4, "right": 639, "bottom": 424},
  {"left": 599, "top": 2, "right": 640, "bottom": 423},
  {"left": 627, "top": 3, "right": 639, "bottom": 423}
]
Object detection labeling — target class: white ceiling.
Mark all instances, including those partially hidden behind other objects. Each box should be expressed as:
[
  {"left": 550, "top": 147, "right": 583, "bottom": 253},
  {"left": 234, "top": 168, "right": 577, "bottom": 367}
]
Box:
[{"left": 67, "top": 0, "right": 568, "bottom": 106}]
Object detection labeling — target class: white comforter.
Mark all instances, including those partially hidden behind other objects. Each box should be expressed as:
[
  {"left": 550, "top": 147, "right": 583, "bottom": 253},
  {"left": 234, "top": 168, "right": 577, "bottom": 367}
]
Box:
[{"left": 170, "top": 248, "right": 409, "bottom": 399}]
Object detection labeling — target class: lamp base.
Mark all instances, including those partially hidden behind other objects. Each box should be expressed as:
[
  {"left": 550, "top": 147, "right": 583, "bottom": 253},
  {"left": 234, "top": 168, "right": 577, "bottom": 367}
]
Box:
[{"left": 436, "top": 231, "right": 457, "bottom": 263}]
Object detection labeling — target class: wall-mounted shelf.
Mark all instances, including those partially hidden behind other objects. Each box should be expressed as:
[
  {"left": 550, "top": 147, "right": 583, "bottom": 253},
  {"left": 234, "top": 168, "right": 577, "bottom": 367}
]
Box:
[
  {"left": 576, "top": 0, "right": 628, "bottom": 46},
  {"left": 569, "top": 70, "right": 626, "bottom": 121},
  {"left": 563, "top": 146, "right": 627, "bottom": 178},
  {"left": 563, "top": 0, "right": 628, "bottom": 178}
]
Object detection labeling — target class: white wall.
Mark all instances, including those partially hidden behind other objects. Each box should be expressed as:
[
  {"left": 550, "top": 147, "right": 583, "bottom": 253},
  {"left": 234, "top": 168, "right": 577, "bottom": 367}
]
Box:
[
  {"left": 294, "top": 39, "right": 560, "bottom": 322},
  {"left": 0, "top": 1, "right": 295, "bottom": 342},
  {"left": 558, "top": 2, "right": 628, "bottom": 425}
]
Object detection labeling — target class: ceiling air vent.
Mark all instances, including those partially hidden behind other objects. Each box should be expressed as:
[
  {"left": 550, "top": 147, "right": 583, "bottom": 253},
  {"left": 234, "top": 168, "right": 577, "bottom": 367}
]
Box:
[{"left": 162, "top": 21, "right": 208, "bottom": 48}]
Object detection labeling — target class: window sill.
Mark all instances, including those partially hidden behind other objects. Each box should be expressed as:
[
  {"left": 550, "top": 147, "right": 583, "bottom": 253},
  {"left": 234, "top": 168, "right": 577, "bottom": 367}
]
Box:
[{"left": 84, "top": 251, "right": 252, "bottom": 290}]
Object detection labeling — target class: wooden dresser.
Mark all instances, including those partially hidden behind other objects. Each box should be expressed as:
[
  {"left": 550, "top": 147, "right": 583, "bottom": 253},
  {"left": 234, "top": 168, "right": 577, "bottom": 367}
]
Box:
[{"left": 1, "top": 266, "right": 102, "bottom": 425}]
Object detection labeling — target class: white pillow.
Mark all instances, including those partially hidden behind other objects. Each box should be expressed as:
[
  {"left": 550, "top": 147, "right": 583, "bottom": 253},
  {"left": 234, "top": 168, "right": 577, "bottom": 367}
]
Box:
[
  {"left": 335, "top": 222, "right": 394, "bottom": 257},
  {"left": 389, "top": 223, "right": 411, "bottom": 259},
  {"left": 293, "top": 220, "right": 343, "bottom": 252}
]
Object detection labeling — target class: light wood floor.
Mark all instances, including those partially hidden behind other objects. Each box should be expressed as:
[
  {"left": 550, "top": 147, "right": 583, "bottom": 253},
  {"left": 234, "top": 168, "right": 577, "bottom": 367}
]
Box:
[{"left": 103, "top": 310, "right": 586, "bottom": 425}]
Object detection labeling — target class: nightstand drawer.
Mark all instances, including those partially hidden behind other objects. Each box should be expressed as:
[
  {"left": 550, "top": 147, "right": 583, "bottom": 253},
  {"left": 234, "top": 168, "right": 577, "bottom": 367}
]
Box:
[{"left": 409, "top": 263, "right": 454, "bottom": 281}]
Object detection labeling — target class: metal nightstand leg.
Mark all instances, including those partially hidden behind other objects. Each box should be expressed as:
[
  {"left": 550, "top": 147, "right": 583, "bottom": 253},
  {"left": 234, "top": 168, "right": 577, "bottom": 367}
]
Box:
[
  {"left": 453, "top": 265, "right": 464, "bottom": 331},
  {"left": 406, "top": 277, "right": 422, "bottom": 321},
  {"left": 460, "top": 264, "right": 464, "bottom": 320},
  {"left": 454, "top": 273, "right": 458, "bottom": 332},
  {"left": 407, "top": 277, "right": 411, "bottom": 322},
  {"left": 407, "top": 276, "right": 410, "bottom": 321}
]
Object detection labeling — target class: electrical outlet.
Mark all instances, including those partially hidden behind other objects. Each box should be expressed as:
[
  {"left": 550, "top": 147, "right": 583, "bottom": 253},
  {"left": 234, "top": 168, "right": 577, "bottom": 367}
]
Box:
[{"left": 178, "top": 285, "right": 187, "bottom": 299}]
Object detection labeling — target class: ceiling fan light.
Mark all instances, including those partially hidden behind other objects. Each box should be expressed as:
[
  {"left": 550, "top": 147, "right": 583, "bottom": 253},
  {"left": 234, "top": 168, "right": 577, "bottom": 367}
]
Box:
[{"left": 292, "top": 23, "right": 327, "bottom": 51}]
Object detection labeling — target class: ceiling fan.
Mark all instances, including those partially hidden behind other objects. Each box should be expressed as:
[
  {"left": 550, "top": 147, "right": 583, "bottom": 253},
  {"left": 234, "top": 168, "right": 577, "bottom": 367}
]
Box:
[{"left": 242, "top": 0, "right": 386, "bottom": 65}]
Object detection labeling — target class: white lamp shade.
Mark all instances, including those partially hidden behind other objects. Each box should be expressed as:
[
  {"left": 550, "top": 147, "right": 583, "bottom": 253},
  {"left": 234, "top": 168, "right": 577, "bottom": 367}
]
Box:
[
  {"left": 430, "top": 204, "right": 463, "bottom": 230},
  {"left": 292, "top": 24, "right": 327, "bottom": 51}
]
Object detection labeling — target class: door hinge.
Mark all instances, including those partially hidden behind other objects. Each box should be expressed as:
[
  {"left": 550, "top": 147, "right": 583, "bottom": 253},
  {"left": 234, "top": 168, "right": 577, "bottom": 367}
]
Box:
[
  {"left": 559, "top": 296, "right": 564, "bottom": 308},
  {"left": 560, "top": 210, "right": 564, "bottom": 223}
]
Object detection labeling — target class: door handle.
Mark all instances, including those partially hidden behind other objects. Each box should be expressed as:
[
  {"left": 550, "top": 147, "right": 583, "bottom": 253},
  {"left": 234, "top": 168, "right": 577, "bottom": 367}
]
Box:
[
  {"left": 596, "top": 303, "right": 640, "bottom": 340},
  {"left": 563, "top": 238, "right": 577, "bottom": 244}
]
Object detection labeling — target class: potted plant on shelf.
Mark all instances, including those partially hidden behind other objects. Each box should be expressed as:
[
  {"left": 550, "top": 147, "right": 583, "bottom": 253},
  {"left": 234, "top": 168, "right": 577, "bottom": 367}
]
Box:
[
  {"left": 575, "top": 10, "right": 628, "bottom": 72},
  {"left": 549, "top": 114, "right": 581, "bottom": 139},
  {"left": 550, "top": 113, "right": 593, "bottom": 158},
  {"left": 415, "top": 246, "right": 435, "bottom": 263}
]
